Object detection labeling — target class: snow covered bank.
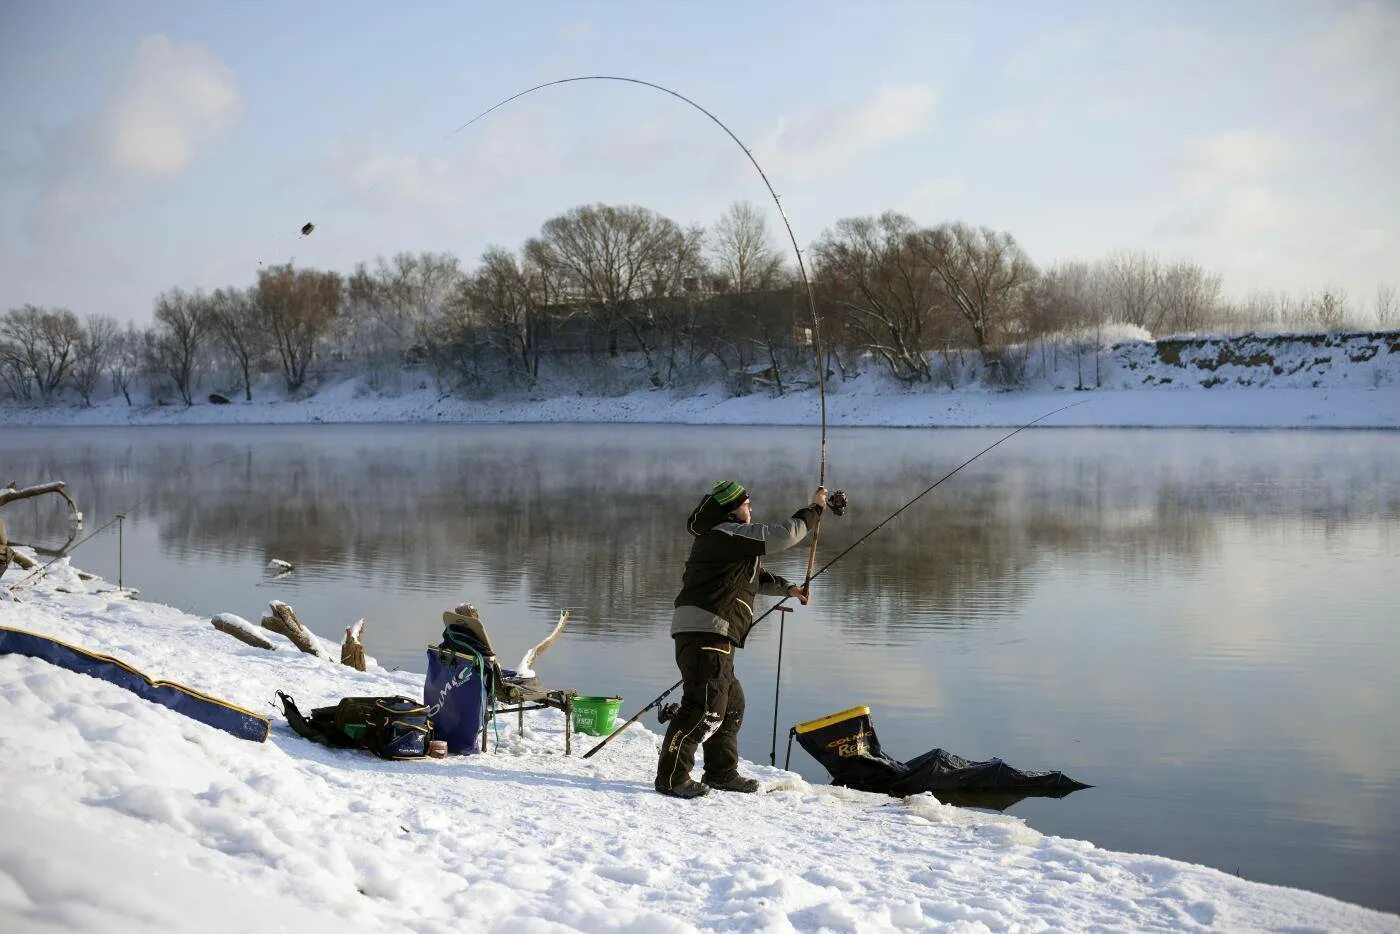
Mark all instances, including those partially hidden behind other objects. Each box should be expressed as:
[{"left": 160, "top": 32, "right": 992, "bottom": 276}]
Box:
[
  {"left": 2, "top": 330, "right": 1397, "bottom": 430},
  {"left": 2, "top": 555, "right": 1394, "bottom": 932},
  {"left": 1, "top": 380, "right": 1397, "bottom": 431}
]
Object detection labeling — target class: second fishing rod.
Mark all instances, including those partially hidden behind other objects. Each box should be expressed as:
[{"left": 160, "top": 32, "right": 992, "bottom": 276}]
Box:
[{"left": 583, "top": 399, "right": 1090, "bottom": 761}]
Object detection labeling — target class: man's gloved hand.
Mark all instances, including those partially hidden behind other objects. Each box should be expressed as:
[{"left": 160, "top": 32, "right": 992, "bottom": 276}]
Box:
[
  {"left": 811, "top": 486, "right": 828, "bottom": 510},
  {"left": 786, "top": 584, "right": 810, "bottom": 605}
]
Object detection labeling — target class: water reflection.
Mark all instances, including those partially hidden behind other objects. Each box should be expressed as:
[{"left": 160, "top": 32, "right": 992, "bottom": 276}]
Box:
[{"left": 3, "top": 424, "right": 1398, "bottom": 913}]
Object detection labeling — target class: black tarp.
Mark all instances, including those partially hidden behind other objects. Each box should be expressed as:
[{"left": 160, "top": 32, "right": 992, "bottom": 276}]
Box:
[{"left": 792, "top": 706, "right": 1088, "bottom": 803}]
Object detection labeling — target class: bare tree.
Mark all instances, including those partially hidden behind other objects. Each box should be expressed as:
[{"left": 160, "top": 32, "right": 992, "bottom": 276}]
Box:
[
  {"left": 813, "top": 212, "right": 942, "bottom": 382},
  {"left": 748, "top": 291, "right": 802, "bottom": 395},
  {"left": 526, "top": 204, "right": 690, "bottom": 360},
  {"left": 208, "top": 287, "right": 265, "bottom": 401},
  {"left": 70, "top": 314, "right": 119, "bottom": 406},
  {"left": 419, "top": 293, "right": 487, "bottom": 393},
  {"left": 1024, "top": 262, "right": 1112, "bottom": 388},
  {"left": 367, "top": 252, "right": 464, "bottom": 369},
  {"left": 0, "top": 313, "right": 33, "bottom": 402},
  {"left": 650, "top": 223, "right": 710, "bottom": 383},
  {"left": 108, "top": 323, "right": 143, "bottom": 405},
  {"left": 709, "top": 201, "right": 785, "bottom": 292},
  {"left": 255, "top": 264, "right": 341, "bottom": 392},
  {"left": 0, "top": 305, "right": 83, "bottom": 401},
  {"left": 922, "top": 222, "right": 1037, "bottom": 352},
  {"left": 1156, "top": 261, "right": 1222, "bottom": 335},
  {"left": 1103, "top": 250, "right": 1164, "bottom": 332},
  {"left": 466, "top": 247, "right": 548, "bottom": 384},
  {"left": 1307, "top": 288, "right": 1350, "bottom": 332},
  {"left": 335, "top": 265, "right": 388, "bottom": 387},
  {"left": 147, "top": 289, "right": 208, "bottom": 405},
  {"left": 1216, "top": 291, "right": 1277, "bottom": 333},
  {"left": 1375, "top": 284, "right": 1397, "bottom": 328}
]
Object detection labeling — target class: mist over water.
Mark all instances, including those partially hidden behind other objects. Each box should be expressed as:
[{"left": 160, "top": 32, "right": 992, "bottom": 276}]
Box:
[{"left": 5, "top": 423, "right": 1398, "bottom": 912}]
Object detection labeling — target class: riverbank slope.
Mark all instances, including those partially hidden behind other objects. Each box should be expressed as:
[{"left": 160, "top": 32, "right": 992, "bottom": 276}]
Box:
[{"left": 1, "top": 556, "right": 1395, "bottom": 932}]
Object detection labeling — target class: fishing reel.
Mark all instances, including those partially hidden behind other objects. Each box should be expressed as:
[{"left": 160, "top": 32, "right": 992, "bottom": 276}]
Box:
[
  {"left": 658, "top": 702, "right": 681, "bottom": 725},
  {"left": 829, "top": 489, "right": 848, "bottom": 517}
]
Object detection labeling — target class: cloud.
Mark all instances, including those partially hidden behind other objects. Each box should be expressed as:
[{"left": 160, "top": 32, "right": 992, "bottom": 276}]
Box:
[
  {"left": 102, "top": 35, "right": 242, "bottom": 176},
  {"left": 1211, "top": 185, "right": 1290, "bottom": 238},
  {"left": 1178, "top": 130, "right": 1290, "bottom": 198},
  {"left": 331, "top": 107, "right": 564, "bottom": 213},
  {"left": 27, "top": 34, "right": 241, "bottom": 238},
  {"left": 973, "top": 107, "right": 1042, "bottom": 140},
  {"left": 757, "top": 84, "right": 939, "bottom": 180},
  {"left": 905, "top": 177, "right": 968, "bottom": 222},
  {"left": 1345, "top": 227, "right": 1394, "bottom": 260},
  {"left": 1313, "top": 1, "right": 1400, "bottom": 109}
]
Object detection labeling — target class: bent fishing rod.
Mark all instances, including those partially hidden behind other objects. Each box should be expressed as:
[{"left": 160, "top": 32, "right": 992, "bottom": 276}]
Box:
[
  {"left": 454, "top": 75, "right": 831, "bottom": 590},
  {"left": 582, "top": 399, "right": 1090, "bottom": 760}
]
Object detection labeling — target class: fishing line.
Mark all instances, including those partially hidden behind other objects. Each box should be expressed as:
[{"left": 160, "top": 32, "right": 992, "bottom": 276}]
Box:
[
  {"left": 6, "top": 449, "right": 248, "bottom": 592},
  {"left": 451, "top": 75, "right": 831, "bottom": 575},
  {"left": 583, "top": 399, "right": 1091, "bottom": 760}
]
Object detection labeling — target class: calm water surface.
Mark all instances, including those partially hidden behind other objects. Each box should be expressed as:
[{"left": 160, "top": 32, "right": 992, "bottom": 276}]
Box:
[{"left": 4, "top": 424, "right": 1398, "bottom": 913}]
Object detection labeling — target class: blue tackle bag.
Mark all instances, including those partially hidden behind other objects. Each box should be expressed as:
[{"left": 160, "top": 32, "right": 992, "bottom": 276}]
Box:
[{"left": 424, "top": 645, "right": 487, "bottom": 753}]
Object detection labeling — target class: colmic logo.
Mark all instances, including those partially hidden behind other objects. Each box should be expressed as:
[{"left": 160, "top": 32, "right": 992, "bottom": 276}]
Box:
[{"left": 825, "top": 729, "right": 873, "bottom": 757}]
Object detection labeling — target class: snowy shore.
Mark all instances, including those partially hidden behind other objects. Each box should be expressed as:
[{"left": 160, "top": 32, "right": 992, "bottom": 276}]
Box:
[
  {"left": 4, "top": 330, "right": 1399, "bottom": 430},
  {"left": 2, "top": 555, "right": 1395, "bottom": 932},
  {"left": 2, "top": 378, "right": 1398, "bottom": 431}
]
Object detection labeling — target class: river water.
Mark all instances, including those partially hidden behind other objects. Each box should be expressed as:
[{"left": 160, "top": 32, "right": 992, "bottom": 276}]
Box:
[{"left": 4, "top": 423, "right": 1398, "bottom": 913}]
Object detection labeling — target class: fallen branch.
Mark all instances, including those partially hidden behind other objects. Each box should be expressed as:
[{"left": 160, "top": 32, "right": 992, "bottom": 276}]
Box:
[
  {"left": 7, "top": 550, "right": 37, "bottom": 572},
  {"left": 261, "top": 601, "right": 330, "bottom": 659},
  {"left": 0, "top": 481, "right": 81, "bottom": 520},
  {"left": 212, "top": 613, "right": 277, "bottom": 650},
  {"left": 341, "top": 618, "right": 367, "bottom": 671}
]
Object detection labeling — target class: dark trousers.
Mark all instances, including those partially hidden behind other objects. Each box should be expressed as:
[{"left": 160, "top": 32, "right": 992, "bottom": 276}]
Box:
[{"left": 655, "top": 633, "right": 745, "bottom": 788}]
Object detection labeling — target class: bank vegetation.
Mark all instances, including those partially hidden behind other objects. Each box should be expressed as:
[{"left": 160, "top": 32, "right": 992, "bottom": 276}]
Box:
[{"left": 3, "top": 202, "right": 1396, "bottom": 406}]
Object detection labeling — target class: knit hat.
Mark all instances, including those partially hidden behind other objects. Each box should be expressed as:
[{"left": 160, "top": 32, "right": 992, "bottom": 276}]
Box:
[
  {"left": 710, "top": 480, "right": 748, "bottom": 510},
  {"left": 686, "top": 480, "right": 750, "bottom": 536}
]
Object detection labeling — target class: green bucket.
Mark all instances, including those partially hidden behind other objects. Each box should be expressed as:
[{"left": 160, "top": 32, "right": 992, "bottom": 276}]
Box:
[{"left": 572, "top": 696, "right": 623, "bottom": 736}]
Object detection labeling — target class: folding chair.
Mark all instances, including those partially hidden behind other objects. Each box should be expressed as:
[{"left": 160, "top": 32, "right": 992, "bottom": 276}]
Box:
[{"left": 433, "top": 610, "right": 577, "bottom": 755}]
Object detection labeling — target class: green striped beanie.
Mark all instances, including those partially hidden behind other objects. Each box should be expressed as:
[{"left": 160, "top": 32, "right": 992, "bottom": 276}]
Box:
[{"left": 710, "top": 480, "right": 748, "bottom": 508}]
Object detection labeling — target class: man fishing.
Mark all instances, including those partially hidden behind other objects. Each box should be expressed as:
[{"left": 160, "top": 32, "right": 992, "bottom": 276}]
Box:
[{"left": 655, "top": 480, "right": 827, "bottom": 799}]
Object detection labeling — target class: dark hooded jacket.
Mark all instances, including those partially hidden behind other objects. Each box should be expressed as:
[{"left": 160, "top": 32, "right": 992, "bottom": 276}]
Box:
[{"left": 671, "top": 495, "right": 822, "bottom": 648}]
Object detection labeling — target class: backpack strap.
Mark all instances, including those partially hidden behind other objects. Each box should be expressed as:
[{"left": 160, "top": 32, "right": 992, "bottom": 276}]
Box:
[{"left": 277, "top": 691, "right": 360, "bottom": 748}]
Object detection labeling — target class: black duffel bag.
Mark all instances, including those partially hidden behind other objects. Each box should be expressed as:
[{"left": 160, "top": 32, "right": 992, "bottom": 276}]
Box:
[{"left": 279, "top": 692, "right": 432, "bottom": 760}]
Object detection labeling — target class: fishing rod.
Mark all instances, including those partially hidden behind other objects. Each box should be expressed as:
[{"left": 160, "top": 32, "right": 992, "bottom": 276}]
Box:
[
  {"left": 7, "top": 450, "right": 248, "bottom": 593},
  {"left": 456, "top": 78, "right": 828, "bottom": 772},
  {"left": 582, "top": 399, "right": 1090, "bottom": 761}
]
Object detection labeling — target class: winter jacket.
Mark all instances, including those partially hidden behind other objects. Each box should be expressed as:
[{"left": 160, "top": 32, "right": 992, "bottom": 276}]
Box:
[{"left": 670, "top": 502, "right": 821, "bottom": 647}]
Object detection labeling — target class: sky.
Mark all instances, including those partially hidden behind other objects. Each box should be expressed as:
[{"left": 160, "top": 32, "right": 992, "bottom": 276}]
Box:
[{"left": 1, "top": 1, "right": 1397, "bottom": 325}]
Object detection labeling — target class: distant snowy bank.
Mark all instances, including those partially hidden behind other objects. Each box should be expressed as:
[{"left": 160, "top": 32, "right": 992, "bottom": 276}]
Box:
[
  {"left": 4, "top": 330, "right": 1398, "bottom": 430},
  {"left": 2, "top": 555, "right": 1395, "bottom": 932}
]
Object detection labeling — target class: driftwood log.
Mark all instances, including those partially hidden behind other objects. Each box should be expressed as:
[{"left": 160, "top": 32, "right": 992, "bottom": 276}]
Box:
[
  {"left": 4, "top": 546, "right": 38, "bottom": 572},
  {"left": 1, "top": 482, "right": 83, "bottom": 581},
  {"left": 341, "top": 618, "right": 367, "bottom": 671},
  {"left": 0, "top": 481, "right": 81, "bottom": 518},
  {"left": 0, "top": 532, "right": 38, "bottom": 571},
  {"left": 518, "top": 610, "right": 570, "bottom": 675},
  {"left": 212, "top": 613, "right": 277, "bottom": 650},
  {"left": 261, "top": 600, "right": 330, "bottom": 659}
]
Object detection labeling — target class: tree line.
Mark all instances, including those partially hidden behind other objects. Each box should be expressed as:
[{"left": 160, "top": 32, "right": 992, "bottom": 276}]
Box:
[{"left": 3, "top": 201, "right": 1396, "bottom": 405}]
